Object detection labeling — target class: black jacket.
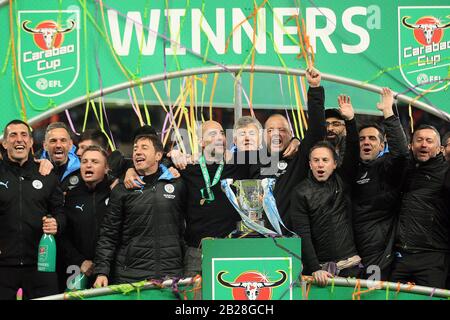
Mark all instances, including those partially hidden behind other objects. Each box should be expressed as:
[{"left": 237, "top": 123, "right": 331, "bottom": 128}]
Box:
[
  {"left": 396, "top": 153, "right": 450, "bottom": 253},
  {"left": 0, "top": 158, "right": 64, "bottom": 267},
  {"left": 251, "top": 86, "right": 326, "bottom": 227},
  {"left": 61, "top": 177, "right": 111, "bottom": 267},
  {"left": 289, "top": 118, "right": 359, "bottom": 274},
  {"left": 352, "top": 116, "right": 408, "bottom": 269},
  {"left": 94, "top": 170, "right": 186, "bottom": 284}
]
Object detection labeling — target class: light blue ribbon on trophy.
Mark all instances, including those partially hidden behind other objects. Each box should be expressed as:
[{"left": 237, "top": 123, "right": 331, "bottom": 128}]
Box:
[
  {"left": 261, "top": 178, "right": 296, "bottom": 236},
  {"left": 221, "top": 179, "right": 279, "bottom": 236}
]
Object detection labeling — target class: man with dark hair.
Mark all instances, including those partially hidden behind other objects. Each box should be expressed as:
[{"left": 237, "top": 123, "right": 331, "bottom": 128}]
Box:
[
  {"left": 325, "top": 108, "right": 346, "bottom": 165},
  {"left": 289, "top": 96, "right": 361, "bottom": 286},
  {"left": 0, "top": 120, "right": 64, "bottom": 299},
  {"left": 390, "top": 124, "right": 450, "bottom": 288},
  {"left": 352, "top": 88, "right": 409, "bottom": 280},
  {"left": 94, "top": 134, "right": 186, "bottom": 286},
  {"left": 109, "top": 124, "right": 178, "bottom": 187},
  {"left": 442, "top": 132, "right": 450, "bottom": 164},
  {"left": 41, "top": 122, "right": 81, "bottom": 191},
  {"left": 76, "top": 129, "right": 109, "bottom": 158}
]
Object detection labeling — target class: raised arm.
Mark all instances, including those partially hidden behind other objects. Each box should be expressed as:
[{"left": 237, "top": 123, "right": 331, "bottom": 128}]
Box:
[
  {"left": 304, "top": 68, "right": 326, "bottom": 146},
  {"left": 337, "top": 95, "right": 359, "bottom": 184},
  {"left": 377, "top": 88, "right": 409, "bottom": 174}
]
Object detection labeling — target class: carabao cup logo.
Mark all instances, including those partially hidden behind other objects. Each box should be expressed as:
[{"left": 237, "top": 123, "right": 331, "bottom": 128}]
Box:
[
  {"left": 18, "top": 10, "right": 80, "bottom": 97},
  {"left": 217, "top": 270, "right": 287, "bottom": 300},
  {"left": 398, "top": 7, "right": 450, "bottom": 92}
]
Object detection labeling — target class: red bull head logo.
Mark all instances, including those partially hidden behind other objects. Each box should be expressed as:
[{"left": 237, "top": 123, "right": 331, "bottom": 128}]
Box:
[
  {"left": 402, "top": 15, "right": 450, "bottom": 46},
  {"left": 22, "top": 19, "right": 76, "bottom": 50},
  {"left": 217, "top": 270, "right": 287, "bottom": 300}
]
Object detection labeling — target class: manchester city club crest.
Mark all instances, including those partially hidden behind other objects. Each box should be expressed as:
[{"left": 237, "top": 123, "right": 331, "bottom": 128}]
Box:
[
  {"left": 18, "top": 10, "right": 80, "bottom": 97},
  {"left": 398, "top": 6, "right": 450, "bottom": 92}
]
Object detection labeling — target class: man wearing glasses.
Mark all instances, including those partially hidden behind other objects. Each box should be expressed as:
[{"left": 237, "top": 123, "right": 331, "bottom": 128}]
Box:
[{"left": 325, "top": 109, "right": 347, "bottom": 166}]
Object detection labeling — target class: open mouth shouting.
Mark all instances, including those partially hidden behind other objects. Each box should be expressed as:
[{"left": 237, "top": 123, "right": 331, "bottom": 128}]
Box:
[
  {"left": 362, "top": 146, "right": 372, "bottom": 156},
  {"left": 134, "top": 156, "right": 146, "bottom": 166},
  {"left": 52, "top": 149, "right": 66, "bottom": 162},
  {"left": 270, "top": 137, "right": 284, "bottom": 151},
  {"left": 316, "top": 169, "right": 326, "bottom": 177},
  {"left": 83, "top": 169, "right": 94, "bottom": 179}
]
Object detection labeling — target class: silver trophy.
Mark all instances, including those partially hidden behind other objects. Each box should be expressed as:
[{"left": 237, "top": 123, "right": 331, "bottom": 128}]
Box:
[
  {"left": 221, "top": 178, "right": 284, "bottom": 236},
  {"left": 234, "top": 180, "right": 265, "bottom": 232}
]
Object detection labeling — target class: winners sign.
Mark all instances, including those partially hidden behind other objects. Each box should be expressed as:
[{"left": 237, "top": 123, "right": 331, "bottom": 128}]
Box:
[{"left": 18, "top": 10, "right": 80, "bottom": 97}]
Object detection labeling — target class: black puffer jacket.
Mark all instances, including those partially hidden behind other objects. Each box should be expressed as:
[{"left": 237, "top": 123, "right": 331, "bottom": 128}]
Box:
[
  {"left": 0, "top": 158, "right": 64, "bottom": 267},
  {"left": 396, "top": 153, "right": 450, "bottom": 252},
  {"left": 290, "top": 173, "right": 358, "bottom": 273},
  {"left": 61, "top": 177, "right": 111, "bottom": 267},
  {"left": 352, "top": 116, "right": 408, "bottom": 269},
  {"left": 289, "top": 118, "right": 359, "bottom": 274},
  {"left": 94, "top": 170, "right": 186, "bottom": 284}
]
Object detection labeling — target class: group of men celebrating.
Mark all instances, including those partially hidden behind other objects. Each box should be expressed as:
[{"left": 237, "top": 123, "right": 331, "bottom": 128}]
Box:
[{"left": 0, "top": 68, "right": 449, "bottom": 300}]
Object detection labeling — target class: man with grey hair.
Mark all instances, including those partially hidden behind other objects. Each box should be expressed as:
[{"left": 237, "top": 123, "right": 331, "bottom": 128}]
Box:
[
  {"left": 232, "top": 116, "right": 263, "bottom": 151},
  {"left": 390, "top": 125, "right": 450, "bottom": 288},
  {"left": 41, "top": 122, "right": 80, "bottom": 191},
  {"left": 40, "top": 122, "right": 81, "bottom": 292}
]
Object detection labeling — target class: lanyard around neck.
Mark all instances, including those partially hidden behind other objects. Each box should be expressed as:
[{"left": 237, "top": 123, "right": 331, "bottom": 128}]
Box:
[{"left": 199, "top": 155, "right": 224, "bottom": 205}]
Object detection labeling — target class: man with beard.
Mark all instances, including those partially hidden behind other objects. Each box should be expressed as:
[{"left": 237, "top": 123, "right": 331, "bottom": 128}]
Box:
[
  {"left": 180, "top": 120, "right": 252, "bottom": 277},
  {"left": 252, "top": 68, "right": 326, "bottom": 228},
  {"left": 352, "top": 88, "right": 409, "bottom": 280},
  {"left": 41, "top": 122, "right": 81, "bottom": 191},
  {"left": 325, "top": 108, "right": 346, "bottom": 165},
  {"left": 390, "top": 125, "right": 450, "bottom": 288}
]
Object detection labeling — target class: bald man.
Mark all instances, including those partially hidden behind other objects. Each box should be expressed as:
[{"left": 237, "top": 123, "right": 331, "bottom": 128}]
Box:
[
  {"left": 180, "top": 120, "right": 252, "bottom": 277},
  {"left": 251, "top": 68, "right": 326, "bottom": 228}
]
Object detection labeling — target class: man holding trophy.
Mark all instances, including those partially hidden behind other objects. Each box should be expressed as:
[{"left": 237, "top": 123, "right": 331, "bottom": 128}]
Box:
[
  {"left": 222, "top": 68, "right": 327, "bottom": 237},
  {"left": 179, "top": 68, "right": 326, "bottom": 277},
  {"left": 250, "top": 68, "right": 326, "bottom": 230}
]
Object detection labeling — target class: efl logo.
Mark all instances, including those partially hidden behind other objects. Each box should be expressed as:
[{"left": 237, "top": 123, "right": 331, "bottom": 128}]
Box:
[
  {"left": 18, "top": 10, "right": 80, "bottom": 97},
  {"left": 398, "top": 7, "right": 450, "bottom": 92},
  {"left": 217, "top": 270, "right": 287, "bottom": 300}
]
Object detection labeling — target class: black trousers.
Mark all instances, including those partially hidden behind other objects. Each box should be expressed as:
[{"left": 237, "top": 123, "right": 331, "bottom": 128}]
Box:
[
  {"left": 390, "top": 251, "right": 449, "bottom": 289},
  {"left": 0, "top": 266, "right": 58, "bottom": 300}
]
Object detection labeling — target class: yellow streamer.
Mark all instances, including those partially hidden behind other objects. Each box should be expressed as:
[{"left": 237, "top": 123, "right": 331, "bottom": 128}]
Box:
[{"left": 209, "top": 73, "right": 219, "bottom": 120}]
